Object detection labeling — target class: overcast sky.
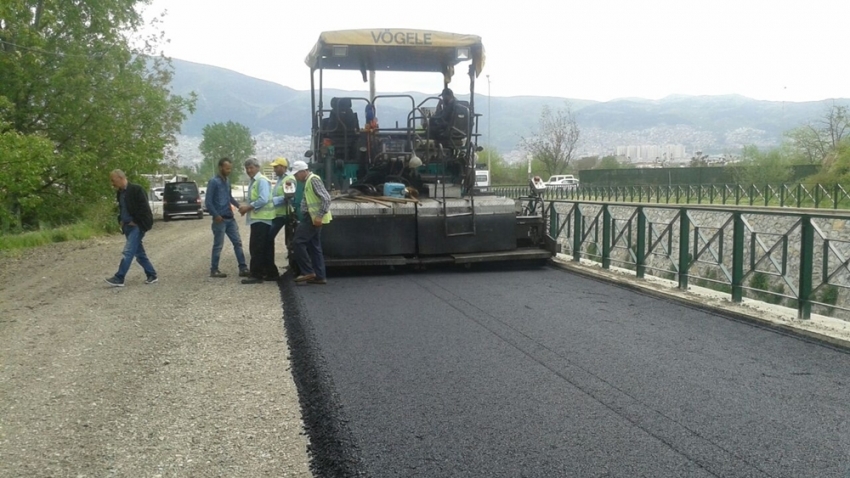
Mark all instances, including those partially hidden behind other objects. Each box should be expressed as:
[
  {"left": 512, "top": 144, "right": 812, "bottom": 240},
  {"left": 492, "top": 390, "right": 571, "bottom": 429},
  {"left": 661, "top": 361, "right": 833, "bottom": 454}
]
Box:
[{"left": 140, "top": 0, "right": 848, "bottom": 103}]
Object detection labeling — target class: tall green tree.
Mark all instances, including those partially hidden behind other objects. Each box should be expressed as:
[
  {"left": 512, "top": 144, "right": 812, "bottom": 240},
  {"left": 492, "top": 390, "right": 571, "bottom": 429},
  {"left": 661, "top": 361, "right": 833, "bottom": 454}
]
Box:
[
  {"left": 785, "top": 103, "right": 849, "bottom": 164},
  {"left": 728, "top": 145, "right": 793, "bottom": 185},
  {"left": 0, "top": 0, "right": 195, "bottom": 231},
  {"left": 520, "top": 103, "right": 580, "bottom": 178},
  {"left": 0, "top": 106, "right": 55, "bottom": 231},
  {"left": 198, "top": 121, "right": 256, "bottom": 184},
  {"left": 596, "top": 155, "right": 623, "bottom": 170}
]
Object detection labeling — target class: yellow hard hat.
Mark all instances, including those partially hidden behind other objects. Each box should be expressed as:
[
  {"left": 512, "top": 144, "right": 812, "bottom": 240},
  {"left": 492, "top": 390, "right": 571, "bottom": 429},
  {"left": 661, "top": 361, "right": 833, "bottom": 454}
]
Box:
[{"left": 270, "top": 157, "right": 289, "bottom": 168}]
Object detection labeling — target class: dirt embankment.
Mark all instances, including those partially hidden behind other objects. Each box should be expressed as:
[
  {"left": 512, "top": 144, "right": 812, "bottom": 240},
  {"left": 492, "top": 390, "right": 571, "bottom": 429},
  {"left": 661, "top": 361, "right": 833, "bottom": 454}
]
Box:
[{"left": 0, "top": 217, "right": 312, "bottom": 477}]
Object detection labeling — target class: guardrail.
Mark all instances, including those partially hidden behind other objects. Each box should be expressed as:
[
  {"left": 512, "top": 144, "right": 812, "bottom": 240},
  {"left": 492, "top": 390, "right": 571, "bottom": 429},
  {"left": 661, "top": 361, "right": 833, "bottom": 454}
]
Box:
[
  {"left": 539, "top": 199, "right": 850, "bottom": 320},
  {"left": 493, "top": 183, "right": 850, "bottom": 209}
]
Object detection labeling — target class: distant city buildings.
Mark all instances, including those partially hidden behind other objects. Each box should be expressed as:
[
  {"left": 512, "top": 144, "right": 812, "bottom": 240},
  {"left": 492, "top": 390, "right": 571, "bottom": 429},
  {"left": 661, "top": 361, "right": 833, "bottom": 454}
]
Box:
[{"left": 615, "top": 144, "right": 687, "bottom": 164}]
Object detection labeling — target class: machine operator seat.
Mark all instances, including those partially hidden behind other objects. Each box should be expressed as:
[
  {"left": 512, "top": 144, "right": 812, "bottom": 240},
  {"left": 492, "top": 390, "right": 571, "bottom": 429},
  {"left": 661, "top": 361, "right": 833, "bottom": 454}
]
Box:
[
  {"left": 443, "top": 100, "right": 471, "bottom": 150},
  {"left": 424, "top": 100, "right": 470, "bottom": 149}
]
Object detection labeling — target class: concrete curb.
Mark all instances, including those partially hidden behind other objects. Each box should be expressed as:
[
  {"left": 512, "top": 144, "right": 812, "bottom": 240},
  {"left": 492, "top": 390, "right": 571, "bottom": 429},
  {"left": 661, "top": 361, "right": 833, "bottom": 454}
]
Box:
[{"left": 548, "top": 257, "right": 850, "bottom": 353}]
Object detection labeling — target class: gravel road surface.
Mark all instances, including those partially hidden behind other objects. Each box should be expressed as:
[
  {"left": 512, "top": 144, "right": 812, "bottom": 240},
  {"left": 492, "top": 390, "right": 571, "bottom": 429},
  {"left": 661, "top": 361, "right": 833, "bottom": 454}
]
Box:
[{"left": 0, "top": 217, "right": 312, "bottom": 477}]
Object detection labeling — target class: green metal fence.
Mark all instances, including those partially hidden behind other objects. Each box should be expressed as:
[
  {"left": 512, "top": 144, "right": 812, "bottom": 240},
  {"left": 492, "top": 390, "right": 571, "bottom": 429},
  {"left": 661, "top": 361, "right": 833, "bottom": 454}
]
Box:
[
  {"left": 578, "top": 164, "right": 819, "bottom": 187},
  {"left": 493, "top": 183, "right": 850, "bottom": 209},
  {"left": 539, "top": 199, "right": 850, "bottom": 320}
]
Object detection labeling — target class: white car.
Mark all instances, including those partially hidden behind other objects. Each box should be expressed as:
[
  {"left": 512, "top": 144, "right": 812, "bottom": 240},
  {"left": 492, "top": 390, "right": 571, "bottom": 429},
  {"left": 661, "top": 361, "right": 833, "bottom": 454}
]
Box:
[
  {"left": 199, "top": 187, "right": 208, "bottom": 212},
  {"left": 545, "top": 175, "right": 579, "bottom": 189},
  {"left": 152, "top": 187, "right": 164, "bottom": 200}
]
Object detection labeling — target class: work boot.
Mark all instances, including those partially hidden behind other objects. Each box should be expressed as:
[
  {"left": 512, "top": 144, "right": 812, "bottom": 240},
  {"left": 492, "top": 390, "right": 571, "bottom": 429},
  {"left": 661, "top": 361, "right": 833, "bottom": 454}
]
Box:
[
  {"left": 294, "top": 273, "right": 316, "bottom": 283},
  {"left": 307, "top": 278, "right": 327, "bottom": 285},
  {"left": 238, "top": 269, "right": 251, "bottom": 277},
  {"left": 104, "top": 276, "right": 124, "bottom": 287},
  {"left": 210, "top": 270, "right": 227, "bottom": 278}
]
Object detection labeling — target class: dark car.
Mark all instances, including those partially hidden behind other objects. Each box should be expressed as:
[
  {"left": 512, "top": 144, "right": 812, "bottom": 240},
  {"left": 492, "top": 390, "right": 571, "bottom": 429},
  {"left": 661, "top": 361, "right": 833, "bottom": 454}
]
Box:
[{"left": 163, "top": 181, "right": 203, "bottom": 221}]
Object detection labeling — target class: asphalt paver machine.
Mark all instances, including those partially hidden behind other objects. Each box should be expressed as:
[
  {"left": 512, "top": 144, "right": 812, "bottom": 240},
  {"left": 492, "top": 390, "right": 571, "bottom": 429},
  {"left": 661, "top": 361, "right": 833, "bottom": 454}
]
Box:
[{"left": 295, "top": 29, "right": 556, "bottom": 268}]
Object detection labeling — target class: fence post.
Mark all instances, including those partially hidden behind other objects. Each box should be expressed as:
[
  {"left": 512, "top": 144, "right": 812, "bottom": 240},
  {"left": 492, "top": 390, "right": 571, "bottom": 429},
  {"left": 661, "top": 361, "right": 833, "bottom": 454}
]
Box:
[
  {"left": 602, "top": 205, "right": 611, "bottom": 269},
  {"left": 732, "top": 212, "right": 744, "bottom": 303},
  {"left": 835, "top": 184, "right": 840, "bottom": 210},
  {"left": 549, "top": 204, "right": 559, "bottom": 239},
  {"left": 637, "top": 206, "right": 646, "bottom": 279},
  {"left": 678, "top": 209, "right": 690, "bottom": 290},
  {"left": 798, "top": 216, "right": 814, "bottom": 320},
  {"left": 572, "top": 205, "right": 582, "bottom": 262}
]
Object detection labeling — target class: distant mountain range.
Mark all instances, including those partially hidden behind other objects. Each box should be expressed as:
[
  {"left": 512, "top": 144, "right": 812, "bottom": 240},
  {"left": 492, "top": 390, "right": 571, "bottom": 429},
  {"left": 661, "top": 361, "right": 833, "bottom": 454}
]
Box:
[{"left": 167, "top": 58, "right": 848, "bottom": 155}]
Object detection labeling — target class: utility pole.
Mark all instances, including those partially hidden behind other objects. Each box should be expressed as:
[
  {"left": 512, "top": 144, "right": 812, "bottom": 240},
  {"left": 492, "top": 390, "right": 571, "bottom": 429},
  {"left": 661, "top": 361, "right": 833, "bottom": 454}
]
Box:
[{"left": 487, "top": 74, "right": 491, "bottom": 172}]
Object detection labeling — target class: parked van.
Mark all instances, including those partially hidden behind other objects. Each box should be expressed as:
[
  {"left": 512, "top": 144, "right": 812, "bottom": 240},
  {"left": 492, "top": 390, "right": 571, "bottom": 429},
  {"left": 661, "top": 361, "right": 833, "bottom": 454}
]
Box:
[
  {"left": 162, "top": 181, "right": 203, "bottom": 221},
  {"left": 475, "top": 169, "right": 491, "bottom": 190}
]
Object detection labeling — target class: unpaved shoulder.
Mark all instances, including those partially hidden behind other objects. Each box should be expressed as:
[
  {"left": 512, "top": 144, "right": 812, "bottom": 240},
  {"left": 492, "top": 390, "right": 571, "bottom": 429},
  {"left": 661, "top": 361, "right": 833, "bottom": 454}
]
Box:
[{"left": 0, "top": 218, "right": 312, "bottom": 477}]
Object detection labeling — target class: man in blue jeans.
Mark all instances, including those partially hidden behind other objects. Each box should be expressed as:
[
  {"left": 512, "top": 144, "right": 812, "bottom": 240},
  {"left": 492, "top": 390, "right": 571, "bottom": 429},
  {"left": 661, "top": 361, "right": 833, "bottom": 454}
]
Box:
[
  {"left": 291, "top": 161, "right": 332, "bottom": 285},
  {"left": 105, "top": 170, "right": 157, "bottom": 287},
  {"left": 205, "top": 158, "right": 250, "bottom": 278}
]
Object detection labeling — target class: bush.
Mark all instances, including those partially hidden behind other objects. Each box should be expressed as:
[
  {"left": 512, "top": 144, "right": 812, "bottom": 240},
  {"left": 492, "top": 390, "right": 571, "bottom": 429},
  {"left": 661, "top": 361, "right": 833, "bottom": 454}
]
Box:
[
  {"left": 728, "top": 145, "right": 794, "bottom": 186},
  {"left": 803, "top": 142, "right": 850, "bottom": 187},
  {"left": 749, "top": 271, "right": 783, "bottom": 304}
]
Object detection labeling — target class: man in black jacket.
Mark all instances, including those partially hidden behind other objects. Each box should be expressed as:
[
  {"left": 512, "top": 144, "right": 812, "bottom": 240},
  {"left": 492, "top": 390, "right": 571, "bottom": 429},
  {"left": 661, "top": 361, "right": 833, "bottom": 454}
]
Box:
[
  {"left": 427, "top": 87, "right": 457, "bottom": 140},
  {"left": 105, "top": 170, "right": 157, "bottom": 287}
]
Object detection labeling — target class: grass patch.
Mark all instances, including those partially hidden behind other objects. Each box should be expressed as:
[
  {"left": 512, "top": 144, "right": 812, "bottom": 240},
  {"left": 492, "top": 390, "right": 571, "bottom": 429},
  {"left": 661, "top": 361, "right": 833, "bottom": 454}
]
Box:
[
  {"left": 0, "top": 222, "right": 108, "bottom": 251},
  {"left": 0, "top": 200, "right": 120, "bottom": 254},
  {"left": 748, "top": 271, "right": 784, "bottom": 305},
  {"left": 815, "top": 284, "right": 840, "bottom": 316},
  {"left": 0, "top": 201, "right": 120, "bottom": 251}
]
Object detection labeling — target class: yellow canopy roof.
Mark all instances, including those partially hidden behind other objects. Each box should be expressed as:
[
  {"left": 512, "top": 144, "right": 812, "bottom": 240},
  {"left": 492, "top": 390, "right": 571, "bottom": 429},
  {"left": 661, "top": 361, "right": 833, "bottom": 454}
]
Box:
[{"left": 305, "top": 29, "right": 486, "bottom": 78}]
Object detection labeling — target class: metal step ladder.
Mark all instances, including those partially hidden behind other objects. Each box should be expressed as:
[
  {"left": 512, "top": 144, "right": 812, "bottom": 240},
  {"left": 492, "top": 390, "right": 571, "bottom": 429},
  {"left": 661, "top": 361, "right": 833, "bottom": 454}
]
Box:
[{"left": 441, "top": 184, "right": 476, "bottom": 237}]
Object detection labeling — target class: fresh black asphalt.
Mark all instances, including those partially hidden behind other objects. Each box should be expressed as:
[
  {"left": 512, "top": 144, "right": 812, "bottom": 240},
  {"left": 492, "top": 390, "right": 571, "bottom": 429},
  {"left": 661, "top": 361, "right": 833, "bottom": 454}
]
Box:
[{"left": 280, "top": 263, "right": 850, "bottom": 478}]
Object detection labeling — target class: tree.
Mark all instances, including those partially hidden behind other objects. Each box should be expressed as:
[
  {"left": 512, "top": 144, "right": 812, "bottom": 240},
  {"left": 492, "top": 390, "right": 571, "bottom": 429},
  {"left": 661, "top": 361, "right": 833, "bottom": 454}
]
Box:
[
  {"left": 574, "top": 156, "right": 599, "bottom": 171},
  {"left": 785, "top": 103, "right": 850, "bottom": 164},
  {"left": 199, "top": 121, "right": 256, "bottom": 184},
  {"left": 0, "top": 120, "right": 56, "bottom": 231},
  {"left": 520, "top": 103, "right": 580, "bottom": 178},
  {"left": 690, "top": 150, "right": 709, "bottom": 167},
  {"left": 804, "top": 141, "right": 850, "bottom": 186},
  {"left": 596, "top": 155, "right": 622, "bottom": 170},
  {"left": 728, "top": 145, "right": 793, "bottom": 185},
  {"left": 477, "top": 147, "right": 527, "bottom": 185},
  {"left": 0, "top": 0, "right": 195, "bottom": 231}
]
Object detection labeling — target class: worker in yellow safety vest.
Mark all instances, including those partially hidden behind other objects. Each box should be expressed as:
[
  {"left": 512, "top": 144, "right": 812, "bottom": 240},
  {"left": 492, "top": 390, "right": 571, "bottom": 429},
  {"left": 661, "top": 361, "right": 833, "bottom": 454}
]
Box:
[
  {"left": 238, "top": 158, "right": 278, "bottom": 284},
  {"left": 290, "top": 160, "right": 332, "bottom": 285}
]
